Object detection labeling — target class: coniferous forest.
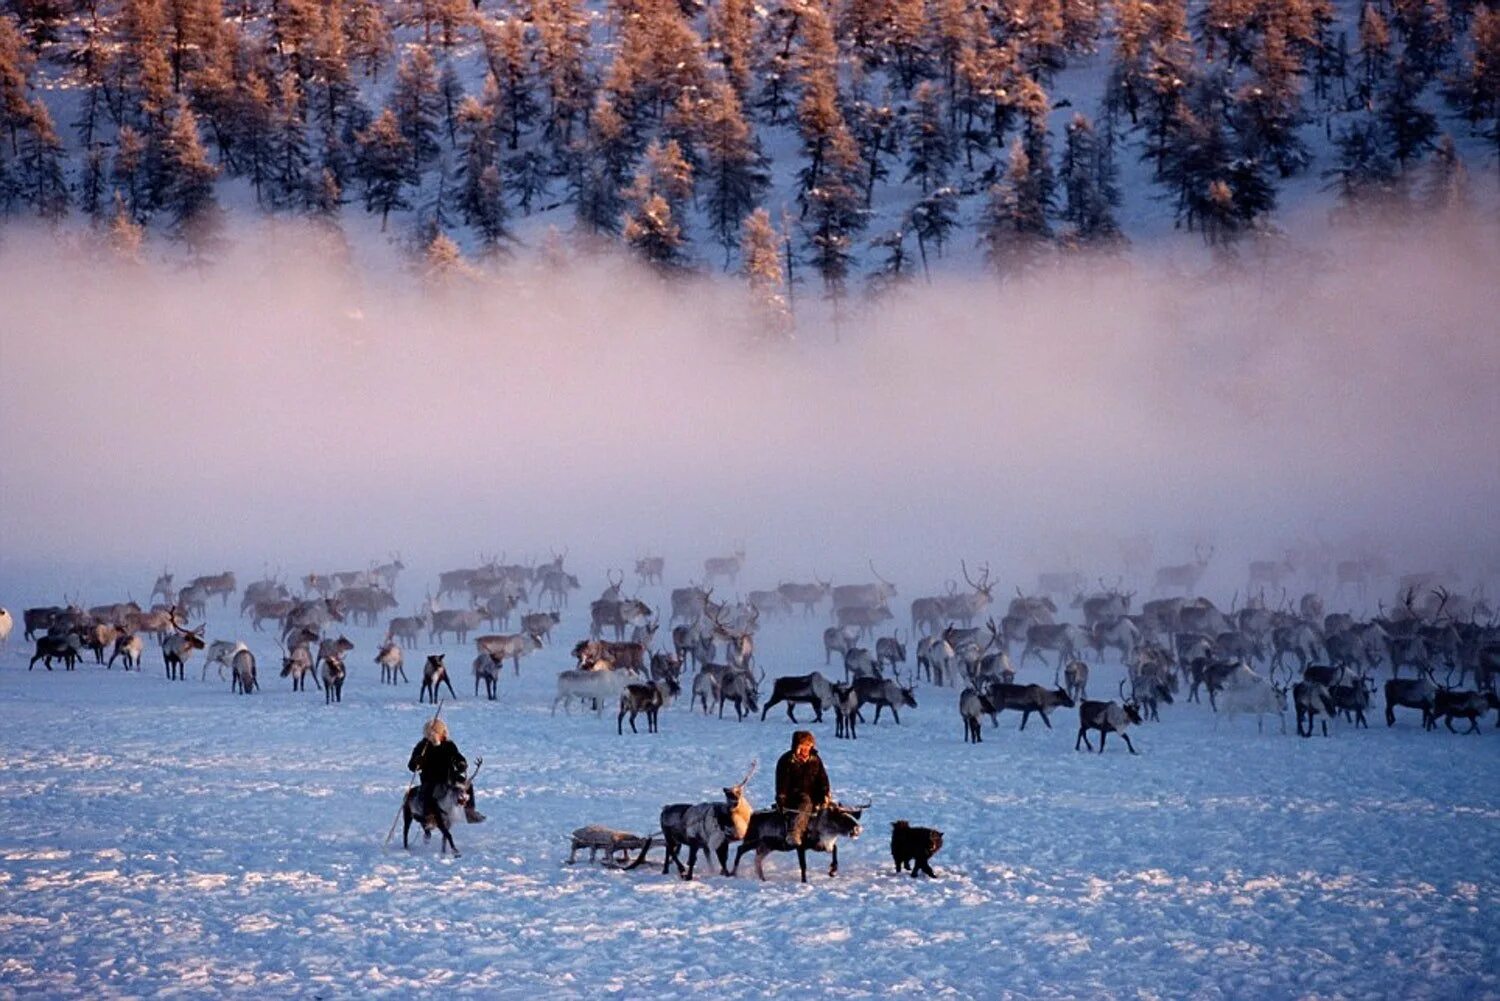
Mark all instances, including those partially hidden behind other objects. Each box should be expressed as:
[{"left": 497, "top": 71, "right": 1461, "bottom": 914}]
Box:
[{"left": 0, "top": 0, "right": 1496, "bottom": 303}]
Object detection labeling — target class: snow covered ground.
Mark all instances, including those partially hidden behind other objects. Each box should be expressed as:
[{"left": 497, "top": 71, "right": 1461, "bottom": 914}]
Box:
[{"left": 1, "top": 570, "right": 1497, "bottom": 999}]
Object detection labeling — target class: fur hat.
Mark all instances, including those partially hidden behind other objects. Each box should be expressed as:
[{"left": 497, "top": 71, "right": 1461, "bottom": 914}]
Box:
[
  {"left": 791, "top": 730, "right": 815, "bottom": 749},
  {"left": 424, "top": 718, "right": 449, "bottom": 743}
]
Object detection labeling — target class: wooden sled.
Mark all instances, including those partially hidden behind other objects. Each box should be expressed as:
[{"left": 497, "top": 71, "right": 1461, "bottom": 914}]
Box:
[{"left": 567, "top": 825, "right": 659, "bottom": 869}]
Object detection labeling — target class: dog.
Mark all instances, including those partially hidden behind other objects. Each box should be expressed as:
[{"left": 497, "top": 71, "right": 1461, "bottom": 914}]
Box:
[{"left": 890, "top": 820, "right": 943, "bottom": 878}]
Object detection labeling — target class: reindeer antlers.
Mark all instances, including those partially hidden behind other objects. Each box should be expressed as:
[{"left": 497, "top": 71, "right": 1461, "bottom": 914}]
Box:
[{"left": 733, "top": 758, "right": 758, "bottom": 791}]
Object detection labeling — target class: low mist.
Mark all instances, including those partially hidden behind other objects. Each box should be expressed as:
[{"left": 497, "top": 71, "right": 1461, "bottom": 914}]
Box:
[{"left": 2, "top": 217, "right": 1497, "bottom": 595}]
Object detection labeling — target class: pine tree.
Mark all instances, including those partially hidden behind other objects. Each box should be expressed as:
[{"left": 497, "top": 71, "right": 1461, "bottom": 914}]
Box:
[
  {"left": 570, "top": 95, "right": 635, "bottom": 235},
  {"left": 700, "top": 82, "right": 768, "bottom": 260},
  {"left": 909, "top": 185, "right": 959, "bottom": 263},
  {"left": 1323, "top": 117, "right": 1401, "bottom": 218},
  {"left": 1445, "top": 7, "right": 1500, "bottom": 175},
  {"left": 904, "top": 81, "right": 955, "bottom": 192},
  {"left": 532, "top": 0, "right": 591, "bottom": 145},
  {"left": 235, "top": 71, "right": 277, "bottom": 202},
  {"left": 0, "top": 14, "right": 34, "bottom": 159},
  {"left": 422, "top": 231, "right": 475, "bottom": 286},
  {"left": 981, "top": 136, "right": 1051, "bottom": 279},
  {"left": 868, "top": 226, "right": 917, "bottom": 293},
  {"left": 112, "top": 125, "right": 150, "bottom": 221},
  {"left": 390, "top": 48, "right": 443, "bottom": 175},
  {"left": 80, "top": 144, "right": 108, "bottom": 220},
  {"left": 1059, "top": 112, "right": 1122, "bottom": 242},
  {"left": 708, "top": 0, "right": 755, "bottom": 101},
  {"left": 1061, "top": 0, "right": 1102, "bottom": 55},
  {"left": 346, "top": 0, "right": 393, "bottom": 79},
  {"left": 801, "top": 131, "right": 867, "bottom": 304},
  {"left": 355, "top": 108, "right": 413, "bottom": 228},
  {"left": 157, "top": 101, "right": 221, "bottom": 247},
  {"left": 480, "top": 20, "right": 538, "bottom": 151},
  {"left": 741, "top": 206, "right": 791, "bottom": 337},
  {"left": 1105, "top": 0, "right": 1150, "bottom": 124},
  {"left": 17, "top": 100, "right": 68, "bottom": 219},
  {"left": 453, "top": 97, "right": 512, "bottom": 249},
  {"left": 1356, "top": 3, "right": 1391, "bottom": 102},
  {"left": 269, "top": 73, "right": 313, "bottom": 210},
  {"left": 1378, "top": 61, "right": 1438, "bottom": 167},
  {"left": 1238, "top": 23, "right": 1310, "bottom": 178},
  {"left": 1420, "top": 134, "right": 1467, "bottom": 214},
  {"left": 107, "top": 192, "right": 145, "bottom": 260},
  {"left": 623, "top": 191, "right": 687, "bottom": 269}
]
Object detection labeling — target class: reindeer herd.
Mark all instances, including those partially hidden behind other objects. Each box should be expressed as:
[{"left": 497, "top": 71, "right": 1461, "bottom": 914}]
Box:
[{"left": 6, "top": 545, "right": 1499, "bottom": 757}]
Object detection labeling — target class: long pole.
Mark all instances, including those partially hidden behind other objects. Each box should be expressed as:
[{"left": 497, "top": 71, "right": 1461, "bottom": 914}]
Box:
[{"left": 384, "top": 700, "right": 443, "bottom": 846}]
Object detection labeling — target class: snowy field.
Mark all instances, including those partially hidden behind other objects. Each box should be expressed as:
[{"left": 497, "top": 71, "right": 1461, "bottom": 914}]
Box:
[{"left": 2, "top": 570, "right": 1498, "bottom": 1000}]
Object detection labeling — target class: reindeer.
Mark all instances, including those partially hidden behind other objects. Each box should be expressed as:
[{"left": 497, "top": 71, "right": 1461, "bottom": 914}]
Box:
[
  {"left": 280, "top": 642, "right": 319, "bottom": 692},
  {"left": 162, "top": 611, "right": 206, "bottom": 681},
  {"left": 476, "top": 631, "right": 544, "bottom": 676},
  {"left": 150, "top": 570, "right": 176, "bottom": 604},
  {"left": 387, "top": 609, "right": 430, "bottom": 648},
  {"left": 473, "top": 652, "right": 504, "bottom": 700},
  {"left": 230, "top": 645, "right": 258, "bottom": 694},
  {"left": 109, "top": 632, "right": 144, "bottom": 670},
  {"left": 635, "top": 556, "right": 666, "bottom": 586},
  {"left": 1154, "top": 545, "right": 1214, "bottom": 595},
  {"left": 940, "top": 561, "right": 996, "bottom": 627},
  {"left": 660, "top": 760, "right": 757, "bottom": 880},
  {"left": 520, "top": 610, "right": 562, "bottom": 645},
  {"left": 703, "top": 547, "right": 747, "bottom": 585},
  {"left": 376, "top": 640, "right": 407, "bottom": 684},
  {"left": 617, "top": 679, "right": 679, "bottom": 734},
  {"left": 420, "top": 654, "right": 457, "bottom": 703},
  {"left": 777, "top": 576, "right": 832, "bottom": 616},
  {"left": 322, "top": 653, "right": 346, "bottom": 703},
  {"left": 373, "top": 553, "right": 406, "bottom": 590}
]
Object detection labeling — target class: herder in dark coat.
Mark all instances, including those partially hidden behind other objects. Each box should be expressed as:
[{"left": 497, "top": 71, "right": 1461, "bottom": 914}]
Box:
[
  {"left": 409, "top": 718, "right": 485, "bottom": 823},
  {"left": 775, "top": 730, "right": 830, "bottom": 845}
]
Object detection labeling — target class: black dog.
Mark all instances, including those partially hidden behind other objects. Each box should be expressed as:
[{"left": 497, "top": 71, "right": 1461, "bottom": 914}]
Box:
[{"left": 890, "top": 820, "right": 943, "bottom": 878}]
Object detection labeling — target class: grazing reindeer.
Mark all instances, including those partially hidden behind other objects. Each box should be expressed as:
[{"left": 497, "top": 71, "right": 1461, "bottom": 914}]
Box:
[
  {"left": 321, "top": 654, "right": 346, "bottom": 703},
  {"left": 1154, "top": 545, "right": 1214, "bottom": 595},
  {"left": 376, "top": 640, "right": 407, "bottom": 684},
  {"left": 230, "top": 645, "right": 259, "bottom": 693},
  {"left": 421, "top": 654, "right": 457, "bottom": 703},
  {"left": 475, "top": 631, "right": 544, "bottom": 676},
  {"left": 280, "top": 644, "right": 318, "bottom": 692},
  {"left": 520, "top": 610, "right": 562, "bottom": 645}
]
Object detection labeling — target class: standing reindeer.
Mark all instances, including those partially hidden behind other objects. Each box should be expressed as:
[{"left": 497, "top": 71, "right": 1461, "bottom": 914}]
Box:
[
  {"left": 703, "top": 547, "right": 747, "bottom": 585},
  {"left": 1154, "top": 546, "right": 1214, "bottom": 595}
]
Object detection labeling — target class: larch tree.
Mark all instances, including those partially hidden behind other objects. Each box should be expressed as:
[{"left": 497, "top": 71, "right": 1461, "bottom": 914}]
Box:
[
  {"left": 741, "top": 206, "right": 792, "bottom": 336},
  {"left": 355, "top": 107, "right": 413, "bottom": 228},
  {"left": 390, "top": 48, "right": 443, "bottom": 176},
  {"left": 700, "top": 81, "right": 769, "bottom": 262},
  {"left": 904, "top": 80, "right": 955, "bottom": 192},
  {"left": 981, "top": 135, "right": 1051, "bottom": 280}
]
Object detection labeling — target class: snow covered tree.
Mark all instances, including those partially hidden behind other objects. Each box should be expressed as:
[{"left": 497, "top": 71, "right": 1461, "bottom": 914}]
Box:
[{"left": 355, "top": 108, "right": 413, "bottom": 228}]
